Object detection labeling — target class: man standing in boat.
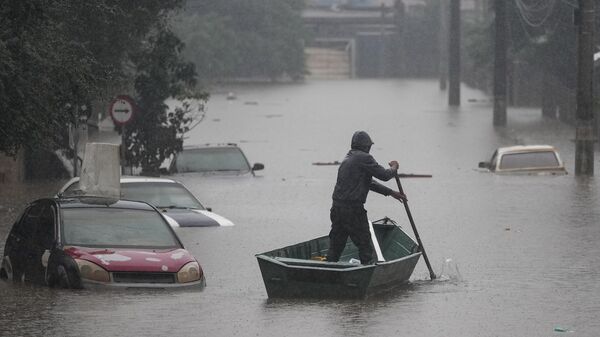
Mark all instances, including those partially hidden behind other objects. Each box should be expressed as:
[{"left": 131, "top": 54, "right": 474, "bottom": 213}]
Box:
[{"left": 327, "top": 131, "right": 407, "bottom": 265}]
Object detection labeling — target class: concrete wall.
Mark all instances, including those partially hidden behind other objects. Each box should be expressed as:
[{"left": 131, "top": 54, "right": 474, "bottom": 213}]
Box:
[{"left": 306, "top": 46, "right": 352, "bottom": 79}]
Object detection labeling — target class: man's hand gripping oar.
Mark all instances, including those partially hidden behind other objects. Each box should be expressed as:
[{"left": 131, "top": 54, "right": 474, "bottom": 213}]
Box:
[{"left": 388, "top": 161, "right": 408, "bottom": 203}]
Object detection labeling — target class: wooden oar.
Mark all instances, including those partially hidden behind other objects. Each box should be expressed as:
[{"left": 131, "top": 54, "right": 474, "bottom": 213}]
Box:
[{"left": 394, "top": 174, "right": 436, "bottom": 280}]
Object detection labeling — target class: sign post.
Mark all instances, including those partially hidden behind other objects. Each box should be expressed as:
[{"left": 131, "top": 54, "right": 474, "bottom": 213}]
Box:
[{"left": 109, "top": 95, "right": 135, "bottom": 174}]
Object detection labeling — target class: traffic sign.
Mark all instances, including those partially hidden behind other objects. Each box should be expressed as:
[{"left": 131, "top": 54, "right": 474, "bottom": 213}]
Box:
[{"left": 109, "top": 95, "right": 135, "bottom": 125}]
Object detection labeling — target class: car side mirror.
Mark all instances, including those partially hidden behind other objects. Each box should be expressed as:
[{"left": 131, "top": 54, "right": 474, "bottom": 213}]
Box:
[
  {"left": 206, "top": 207, "right": 212, "bottom": 212},
  {"left": 478, "top": 161, "right": 490, "bottom": 169},
  {"left": 159, "top": 168, "right": 169, "bottom": 175},
  {"left": 252, "top": 163, "right": 264, "bottom": 171}
]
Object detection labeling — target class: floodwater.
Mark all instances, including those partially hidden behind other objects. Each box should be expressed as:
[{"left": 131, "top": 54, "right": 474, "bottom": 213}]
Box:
[{"left": 1, "top": 79, "right": 600, "bottom": 337}]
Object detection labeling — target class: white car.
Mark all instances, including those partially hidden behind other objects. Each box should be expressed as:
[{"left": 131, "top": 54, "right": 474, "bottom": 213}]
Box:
[
  {"left": 478, "top": 145, "right": 567, "bottom": 175},
  {"left": 168, "top": 143, "right": 264, "bottom": 176},
  {"left": 58, "top": 176, "right": 234, "bottom": 227}
]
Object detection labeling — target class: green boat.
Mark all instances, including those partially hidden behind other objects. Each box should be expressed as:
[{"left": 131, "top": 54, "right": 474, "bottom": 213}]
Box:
[{"left": 255, "top": 217, "right": 422, "bottom": 299}]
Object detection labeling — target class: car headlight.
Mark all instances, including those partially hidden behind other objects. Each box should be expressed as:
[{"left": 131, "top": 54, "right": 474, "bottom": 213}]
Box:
[
  {"left": 75, "top": 259, "right": 110, "bottom": 283},
  {"left": 177, "top": 261, "right": 202, "bottom": 283}
]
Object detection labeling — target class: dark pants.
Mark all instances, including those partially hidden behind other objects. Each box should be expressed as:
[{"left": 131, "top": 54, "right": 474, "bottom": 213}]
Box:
[{"left": 326, "top": 205, "right": 374, "bottom": 264}]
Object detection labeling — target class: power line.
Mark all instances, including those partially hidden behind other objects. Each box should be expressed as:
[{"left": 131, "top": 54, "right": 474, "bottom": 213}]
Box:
[
  {"left": 514, "top": 0, "right": 558, "bottom": 27},
  {"left": 511, "top": 0, "right": 577, "bottom": 45},
  {"left": 559, "top": 0, "right": 578, "bottom": 9}
]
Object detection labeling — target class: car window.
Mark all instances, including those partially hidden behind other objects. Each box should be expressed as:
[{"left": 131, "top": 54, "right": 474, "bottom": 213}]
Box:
[
  {"left": 121, "top": 182, "right": 204, "bottom": 209},
  {"left": 61, "top": 208, "right": 180, "bottom": 248},
  {"left": 34, "top": 206, "right": 56, "bottom": 249},
  {"left": 12, "top": 204, "right": 44, "bottom": 241},
  {"left": 174, "top": 147, "right": 251, "bottom": 173},
  {"left": 61, "top": 181, "right": 204, "bottom": 209},
  {"left": 499, "top": 151, "right": 560, "bottom": 170}
]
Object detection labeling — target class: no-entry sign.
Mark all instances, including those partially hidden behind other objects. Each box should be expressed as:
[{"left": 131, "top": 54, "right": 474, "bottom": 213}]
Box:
[{"left": 109, "top": 95, "right": 135, "bottom": 125}]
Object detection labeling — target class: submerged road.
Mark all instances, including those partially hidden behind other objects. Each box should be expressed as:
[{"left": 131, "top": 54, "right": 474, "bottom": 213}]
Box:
[{"left": 1, "top": 79, "right": 599, "bottom": 337}]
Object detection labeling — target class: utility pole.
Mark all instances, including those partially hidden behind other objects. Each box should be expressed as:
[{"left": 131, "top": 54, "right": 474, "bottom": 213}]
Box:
[
  {"left": 439, "top": 0, "right": 448, "bottom": 91},
  {"left": 493, "top": 0, "right": 507, "bottom": 126},
  {"left": 448, "top": 0, "right": 461, "bottom": 106},
  {"left": 575, "top": 0, "right": 595, "bottom": 175}
]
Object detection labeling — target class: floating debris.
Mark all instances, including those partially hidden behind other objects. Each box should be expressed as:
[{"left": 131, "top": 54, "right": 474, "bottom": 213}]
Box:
[
  {"left": 397, "top": 174, "right": 433, "bottom": 178},
  {"left": 467, "top": 98, "right": 492, "bottom": 103},
  {"left": 312, "top": 161, "right": 340, "bottom": 166},
  {"left": 553, "top": 326, "right": 571, "bottom": 333}
]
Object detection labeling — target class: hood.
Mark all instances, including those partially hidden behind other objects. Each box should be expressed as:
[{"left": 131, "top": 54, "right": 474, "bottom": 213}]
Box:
[
  {"left": 160, "top": 209, "right": 235, "bottom": 227},
  {"left": 64, "top": 246, "right": 196, "bottom": 273},
  {"left": 351, "top": 131, "right": 374, "bottom": 153}
]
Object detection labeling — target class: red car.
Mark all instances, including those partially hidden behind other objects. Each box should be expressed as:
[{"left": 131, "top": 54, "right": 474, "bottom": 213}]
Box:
[{"left": 0, "top": 197, "right": 205, "bottom": 289}]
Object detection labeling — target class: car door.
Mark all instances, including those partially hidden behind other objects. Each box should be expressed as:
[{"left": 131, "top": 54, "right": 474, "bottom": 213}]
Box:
[
  {"left": 24, "top": 202, "right": 57, "bottom": 285},
  {"left": 5, "top": 203, "right": 43, "bottom": 282}
]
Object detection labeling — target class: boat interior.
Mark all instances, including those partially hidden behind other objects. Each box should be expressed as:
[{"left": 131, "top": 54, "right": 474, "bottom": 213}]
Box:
[{"left": 261, "top": 218, "right": 419, "bottom": 268}]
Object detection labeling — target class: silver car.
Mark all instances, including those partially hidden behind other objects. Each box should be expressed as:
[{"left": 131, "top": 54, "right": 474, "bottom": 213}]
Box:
[
  {"left": 58, "top": 176, "right": 234, "bottom": 227},
  {"left": 168, "top": 144, "right": 264, "bottom": 176}
]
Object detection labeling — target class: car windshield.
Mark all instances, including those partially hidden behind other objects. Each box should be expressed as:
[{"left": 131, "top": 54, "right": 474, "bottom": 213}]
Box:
[
  {"left": 61, "top": 208, "right": 180, "bottom": 248},
  {"left": 499, "top": 151, "right": 560, "bottom": 170},
  {"left": 121, "top": 182, "right": 204, "bottom": 209},
  {"left": 62, "top": 181, "right": 204, "bottom": 209},
  {"left": 174, "top": 147, "right": 250, "bottom": 173}
]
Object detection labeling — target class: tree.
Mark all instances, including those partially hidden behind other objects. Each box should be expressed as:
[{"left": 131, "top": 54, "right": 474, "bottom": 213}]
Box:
[
  {"left": 0, "top": 0, "right": 191, "bottom": 159},
  {"left": 126, "top": 28, "right": 204, "bottom": 175},
  {"left": 0, "top": 0, "right": 98, "bottom": 156},
  {"left": 463, "top": 1, "right": 584, "bottom": 96},
  {"left": 173, "top": 13, "right": 240, "bottom": 84},
  {"left": 172, "top": 0, "right": 306, "bottom": 82}
]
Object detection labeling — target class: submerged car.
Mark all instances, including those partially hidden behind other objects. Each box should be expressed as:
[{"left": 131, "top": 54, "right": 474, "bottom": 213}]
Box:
[
  {"left": 58, "top": 176, "right": 234, "bottom": 227},
  {"left": 0, "top": 197, "right": 205, "bottom": 289},
  {"left": 478, "top": 145, "right": 567, "bottom": 175},
  {"left": 168, "top": 143, "right": 264, "bottom": 176}
]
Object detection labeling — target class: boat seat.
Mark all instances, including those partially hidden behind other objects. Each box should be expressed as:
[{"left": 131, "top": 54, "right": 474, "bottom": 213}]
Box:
[{"left": 273, "top": 257, "right": 365, "bottom": 269}]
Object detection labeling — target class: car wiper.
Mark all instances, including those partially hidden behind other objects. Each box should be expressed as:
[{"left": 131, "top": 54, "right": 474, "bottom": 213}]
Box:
[
  {"left": 159, "top": 205, "right": 189, "bottom": 209},
  {"left": 160, "top": 205, "right": 204, "bottom": 210}
]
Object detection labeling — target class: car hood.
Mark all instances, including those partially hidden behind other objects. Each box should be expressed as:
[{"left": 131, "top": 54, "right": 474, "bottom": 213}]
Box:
[
  {"left": 64, "top": 246, "right": 196, "bottom": 273},
  {"left": 160, "top": 209, "right": 234, "bottom": 227}
]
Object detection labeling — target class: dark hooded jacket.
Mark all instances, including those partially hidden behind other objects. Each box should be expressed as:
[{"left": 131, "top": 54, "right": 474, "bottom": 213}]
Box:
[{"left": 332, "top": 131, "right": 397, "bottom": 207}]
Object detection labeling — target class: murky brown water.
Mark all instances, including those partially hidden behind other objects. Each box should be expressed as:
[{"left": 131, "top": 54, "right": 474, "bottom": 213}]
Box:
[{"left": 1, "top": 79, "right": 599, "bottom": 336}]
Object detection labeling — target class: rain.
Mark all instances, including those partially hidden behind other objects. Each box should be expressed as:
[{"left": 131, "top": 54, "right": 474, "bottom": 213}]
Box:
[{"left": 1, "top": 1, "right": 600, "bottom": 336}]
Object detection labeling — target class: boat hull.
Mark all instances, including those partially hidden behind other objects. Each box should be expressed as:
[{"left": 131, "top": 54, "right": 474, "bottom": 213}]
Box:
[{"left": 256, "top": 219, "right": 421, "bottom": 299}]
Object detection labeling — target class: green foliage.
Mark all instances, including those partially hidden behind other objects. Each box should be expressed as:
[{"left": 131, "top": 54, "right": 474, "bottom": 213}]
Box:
[
  {"left": 0, "top": 0, "right": 94, "bottom": 156},
  {"left": 172, "top": 0, "right": 306, "bottom": 82},
  {"left": 0, "top": 0, "right": 191, "bottom": 159},
  {"left": 126, "top": 28, "right": 204, "bottom": 175}
]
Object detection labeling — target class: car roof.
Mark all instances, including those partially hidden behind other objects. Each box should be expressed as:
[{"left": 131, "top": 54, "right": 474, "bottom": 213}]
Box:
[
  {"left": 497, "top": 145, "right": 558, "bottom": 156},
  {"left": 64, "top": 176, "right": 179, "bottom": 185},
  {"left": 119, "top": 176, "right": 178, "bottom": 183},
  {"left": 181, "top": 143, "right": 240, "bottom": 150},
  {"left": 56, "top": 197, "right": 157, "bottom": 210}
]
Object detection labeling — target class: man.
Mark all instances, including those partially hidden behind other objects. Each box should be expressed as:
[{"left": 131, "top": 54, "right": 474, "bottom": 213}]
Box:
[{"left": 326, "top": 131, "right": 407, "bottom": 265}]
